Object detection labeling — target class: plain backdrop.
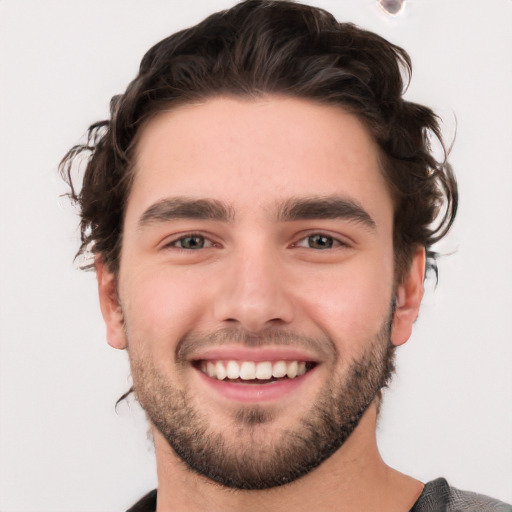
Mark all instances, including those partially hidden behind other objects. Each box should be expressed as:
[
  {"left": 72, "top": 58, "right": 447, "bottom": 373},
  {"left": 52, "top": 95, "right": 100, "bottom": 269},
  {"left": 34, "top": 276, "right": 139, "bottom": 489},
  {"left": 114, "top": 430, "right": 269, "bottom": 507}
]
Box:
[{"left": 0, "top": 1, "right": 511, "bottom": 511}]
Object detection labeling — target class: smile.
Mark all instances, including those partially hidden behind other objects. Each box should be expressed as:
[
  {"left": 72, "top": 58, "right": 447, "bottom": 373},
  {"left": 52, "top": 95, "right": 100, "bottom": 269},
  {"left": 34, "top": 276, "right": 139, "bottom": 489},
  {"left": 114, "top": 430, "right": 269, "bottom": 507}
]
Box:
[{"left": 198, "top": 360, "right": 314, "bottom": 382}]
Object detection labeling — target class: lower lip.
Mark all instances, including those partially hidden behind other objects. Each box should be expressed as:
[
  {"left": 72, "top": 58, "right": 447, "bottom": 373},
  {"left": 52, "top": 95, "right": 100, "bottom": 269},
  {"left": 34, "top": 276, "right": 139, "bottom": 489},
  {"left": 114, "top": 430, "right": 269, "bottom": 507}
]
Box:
[{"left": 195, "top": 367, "right": 315, "bottom": 403}]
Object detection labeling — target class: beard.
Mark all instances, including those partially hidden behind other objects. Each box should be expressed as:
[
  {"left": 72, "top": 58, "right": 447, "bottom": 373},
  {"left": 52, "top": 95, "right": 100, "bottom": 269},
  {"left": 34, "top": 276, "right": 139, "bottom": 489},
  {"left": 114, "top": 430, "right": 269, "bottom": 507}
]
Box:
[{"left": 128, "top": 317, "right": 396, "bottom": 490}]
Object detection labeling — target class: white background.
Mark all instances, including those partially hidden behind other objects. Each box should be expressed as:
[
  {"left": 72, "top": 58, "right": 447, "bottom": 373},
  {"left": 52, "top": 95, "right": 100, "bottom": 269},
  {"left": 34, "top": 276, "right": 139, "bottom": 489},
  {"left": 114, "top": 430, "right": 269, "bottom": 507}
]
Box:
[{"left": 0, "top": 1, "right": 511, "bottom": 510}]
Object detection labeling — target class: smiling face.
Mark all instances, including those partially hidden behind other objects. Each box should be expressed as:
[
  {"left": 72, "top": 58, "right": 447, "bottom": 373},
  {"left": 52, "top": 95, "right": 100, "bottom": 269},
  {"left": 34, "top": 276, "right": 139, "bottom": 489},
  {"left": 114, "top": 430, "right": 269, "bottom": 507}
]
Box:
[{"left": 97, "top": 96, "right": 425, "bottom": 488}]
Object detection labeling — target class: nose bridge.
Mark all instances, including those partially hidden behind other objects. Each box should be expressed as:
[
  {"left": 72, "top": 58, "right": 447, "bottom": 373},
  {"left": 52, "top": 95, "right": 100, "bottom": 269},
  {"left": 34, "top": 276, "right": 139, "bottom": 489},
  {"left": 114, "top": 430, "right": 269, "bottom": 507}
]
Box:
[{"left": 213, "top": 240, "right": 294, "bottom": 332}]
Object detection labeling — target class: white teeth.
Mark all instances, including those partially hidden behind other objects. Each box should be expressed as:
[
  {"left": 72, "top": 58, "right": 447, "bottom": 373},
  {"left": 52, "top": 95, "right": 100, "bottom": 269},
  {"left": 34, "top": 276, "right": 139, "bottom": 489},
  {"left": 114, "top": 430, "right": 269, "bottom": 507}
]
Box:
[
  {"left": 239, "top": 361, "right": 256, "bottom": 380},
  {"left": 226, "top": 360, "right": 240, "bottom": 379},
  {"left": 272, "top": 360, "right": 287, "bottom": 378},
  {"left": 255, "top": 361, "right": 273, "bottom": 380},
  {"left": 215, "top": 361, "right": 227, "bottom": 380},
  {"left": 207, "top": 362, "right": 216, "bottom": 378},
  {"left": 200, "top": 360, "right": 311, "bottom": 381},
  {"left": 286, "top": 361, "right": 298, "bottom": 379}
]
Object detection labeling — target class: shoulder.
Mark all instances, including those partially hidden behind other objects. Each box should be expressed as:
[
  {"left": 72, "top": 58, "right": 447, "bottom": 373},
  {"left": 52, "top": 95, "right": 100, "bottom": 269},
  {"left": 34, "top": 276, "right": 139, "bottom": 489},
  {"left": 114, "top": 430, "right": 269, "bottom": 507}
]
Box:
[{"left": 411, "top": 478, "right": 511, "bottom": 512}]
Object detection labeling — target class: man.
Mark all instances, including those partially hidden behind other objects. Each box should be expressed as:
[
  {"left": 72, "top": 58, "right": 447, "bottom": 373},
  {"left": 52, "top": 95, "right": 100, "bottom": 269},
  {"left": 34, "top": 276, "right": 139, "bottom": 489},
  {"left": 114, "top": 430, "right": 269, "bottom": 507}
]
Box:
[{"left": 60, "top": 1, "right": 510, "bottom": 511}]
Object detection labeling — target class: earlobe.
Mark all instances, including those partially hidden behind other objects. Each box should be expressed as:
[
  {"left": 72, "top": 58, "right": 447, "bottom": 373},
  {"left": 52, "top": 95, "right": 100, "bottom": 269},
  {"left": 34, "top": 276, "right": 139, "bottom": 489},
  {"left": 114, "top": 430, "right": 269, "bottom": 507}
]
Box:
[
  {"left": 96, "top": 258, "right": 127, "bottom": 350},
  {"left": 391, "top": 247, "right": 426, "bottom": 346}
]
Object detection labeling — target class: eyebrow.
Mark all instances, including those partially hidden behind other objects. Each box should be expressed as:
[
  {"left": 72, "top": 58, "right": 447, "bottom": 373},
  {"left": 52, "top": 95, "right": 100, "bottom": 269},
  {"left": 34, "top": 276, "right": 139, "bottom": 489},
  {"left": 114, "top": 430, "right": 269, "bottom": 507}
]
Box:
[
  {"left": 137, "top": 195, "right": 376, "bottom": 231},
  {"left": 276, "top": 196, "right": 377, "bottom": 230},
  {"left": 138, "top": 197, "right": 235, "bottom": 227}
]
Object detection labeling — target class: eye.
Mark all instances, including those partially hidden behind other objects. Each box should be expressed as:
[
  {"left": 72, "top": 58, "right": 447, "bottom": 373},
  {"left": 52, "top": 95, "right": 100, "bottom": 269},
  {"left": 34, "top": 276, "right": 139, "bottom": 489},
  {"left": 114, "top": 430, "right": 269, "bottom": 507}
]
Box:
[
  {"left": 307, "top": 234, "right": 334, "bottom": 249},
  {"left": 165, "top": 234, "right": 213, "bottom": 250},
  {"left": 294, "top": 233, "right": 346, "bottom": 250}
]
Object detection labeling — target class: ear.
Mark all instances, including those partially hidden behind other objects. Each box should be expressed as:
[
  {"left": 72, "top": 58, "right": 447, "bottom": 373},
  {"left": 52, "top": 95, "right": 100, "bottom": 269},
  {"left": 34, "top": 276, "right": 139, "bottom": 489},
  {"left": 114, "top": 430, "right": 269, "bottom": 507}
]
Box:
[
  {"left": 95, "top": 257, "right": 127, "bottom": 350},
  {"left": 391, "top": 247, "right": 426, "bottom": 347}
]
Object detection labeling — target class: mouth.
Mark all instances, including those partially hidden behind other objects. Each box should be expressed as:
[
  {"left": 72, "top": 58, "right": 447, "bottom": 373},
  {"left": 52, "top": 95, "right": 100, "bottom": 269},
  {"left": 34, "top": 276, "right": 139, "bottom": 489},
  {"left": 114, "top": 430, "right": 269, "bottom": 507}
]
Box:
[
  {"left": 189, "top": 347, "right": 321, "bottom": 402},
  {"left": 195, "top": 359, "right": 317, "bottom": 384}
]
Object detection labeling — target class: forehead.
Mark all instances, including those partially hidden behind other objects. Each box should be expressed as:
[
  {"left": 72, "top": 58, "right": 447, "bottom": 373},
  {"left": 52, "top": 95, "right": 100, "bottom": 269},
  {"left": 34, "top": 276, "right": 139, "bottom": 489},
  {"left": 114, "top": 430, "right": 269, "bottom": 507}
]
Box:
[{"left": 127, "top": 95, "right": 391, "bottom": 223}]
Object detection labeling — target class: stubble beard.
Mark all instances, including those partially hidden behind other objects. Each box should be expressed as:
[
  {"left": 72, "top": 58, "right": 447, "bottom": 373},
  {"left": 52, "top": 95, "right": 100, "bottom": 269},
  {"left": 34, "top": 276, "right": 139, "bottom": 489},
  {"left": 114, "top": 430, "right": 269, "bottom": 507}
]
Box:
[{"left": 128, "top": 319, "right": 396, "bottom": 490}]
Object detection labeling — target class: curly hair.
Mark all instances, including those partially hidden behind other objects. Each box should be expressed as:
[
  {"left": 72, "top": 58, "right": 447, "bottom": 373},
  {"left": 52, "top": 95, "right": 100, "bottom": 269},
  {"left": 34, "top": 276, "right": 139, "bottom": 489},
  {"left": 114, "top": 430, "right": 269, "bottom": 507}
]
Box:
[{"left": 60, "top": 0, "right": 457, "bottom": 283}]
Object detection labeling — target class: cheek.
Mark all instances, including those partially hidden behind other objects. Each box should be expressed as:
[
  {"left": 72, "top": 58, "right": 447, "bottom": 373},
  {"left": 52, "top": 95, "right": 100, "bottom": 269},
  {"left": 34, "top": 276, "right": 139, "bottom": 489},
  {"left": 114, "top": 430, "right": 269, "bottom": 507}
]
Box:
[
  {"left": 297, "top": 255, "right": 394, "bottom": 349},
  {"left": 120, "top": 267, "right": 211, "bottom": 355}
]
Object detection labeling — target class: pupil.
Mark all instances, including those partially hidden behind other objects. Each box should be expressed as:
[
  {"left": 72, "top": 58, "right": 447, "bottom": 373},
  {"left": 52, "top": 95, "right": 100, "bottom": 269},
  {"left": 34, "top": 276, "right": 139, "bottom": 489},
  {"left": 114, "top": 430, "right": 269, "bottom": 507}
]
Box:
[
  {"left": 309, "top": 234, "right": 332, "bottom": 249},
  {"left": 182, "top": 236, "right": 204, "bottom": 249}
]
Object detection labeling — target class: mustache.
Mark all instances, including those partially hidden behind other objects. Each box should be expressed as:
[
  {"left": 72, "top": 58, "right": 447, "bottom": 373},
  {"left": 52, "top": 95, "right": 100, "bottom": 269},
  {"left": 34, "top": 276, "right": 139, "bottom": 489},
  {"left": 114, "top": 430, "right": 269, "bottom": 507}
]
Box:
[{"left": 175, "top": 327, "right": 337, "bottom": 363}]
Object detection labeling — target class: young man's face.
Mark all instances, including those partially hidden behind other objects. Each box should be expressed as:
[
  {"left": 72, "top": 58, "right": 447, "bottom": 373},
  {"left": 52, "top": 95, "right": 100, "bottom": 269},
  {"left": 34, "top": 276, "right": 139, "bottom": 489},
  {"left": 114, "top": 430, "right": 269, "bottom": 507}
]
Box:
[{"left": 97, "top": 96, "right": 424, "bottom": 489}]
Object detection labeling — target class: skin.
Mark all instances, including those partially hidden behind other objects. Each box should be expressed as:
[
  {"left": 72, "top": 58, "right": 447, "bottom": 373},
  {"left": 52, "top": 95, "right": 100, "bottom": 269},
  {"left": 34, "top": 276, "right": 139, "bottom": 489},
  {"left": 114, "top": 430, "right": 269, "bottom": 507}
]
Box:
[{"left": 97, "top": 96, "right": 426, "bottom": 511}]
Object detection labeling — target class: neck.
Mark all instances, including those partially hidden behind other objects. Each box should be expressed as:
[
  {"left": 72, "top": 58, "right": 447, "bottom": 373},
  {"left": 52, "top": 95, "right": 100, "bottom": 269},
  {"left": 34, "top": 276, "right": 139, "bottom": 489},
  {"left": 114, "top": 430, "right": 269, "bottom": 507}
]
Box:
[{"left": 152, "top": 403, "right": 424, "bottom": 512}]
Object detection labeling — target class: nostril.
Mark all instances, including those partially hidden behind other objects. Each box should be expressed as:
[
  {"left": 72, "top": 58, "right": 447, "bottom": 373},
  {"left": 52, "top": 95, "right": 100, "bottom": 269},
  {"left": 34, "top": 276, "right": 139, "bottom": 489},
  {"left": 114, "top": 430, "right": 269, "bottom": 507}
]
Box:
[{"left": 212, "top": 268, "right": 295, "bottom": 330}]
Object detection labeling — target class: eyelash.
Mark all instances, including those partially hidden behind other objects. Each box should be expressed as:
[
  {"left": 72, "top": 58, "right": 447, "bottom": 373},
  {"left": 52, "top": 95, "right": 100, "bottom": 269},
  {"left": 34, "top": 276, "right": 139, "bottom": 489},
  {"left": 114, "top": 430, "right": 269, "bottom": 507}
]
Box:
[
  {"left": 162, "top": 232, "right": 348, "bottom": 251},
  {"left": 162, "top": 233, "right": 216, "bottom": 251},
  {"left": 292, "top": 233, "right": 348, "bottom": 250}
]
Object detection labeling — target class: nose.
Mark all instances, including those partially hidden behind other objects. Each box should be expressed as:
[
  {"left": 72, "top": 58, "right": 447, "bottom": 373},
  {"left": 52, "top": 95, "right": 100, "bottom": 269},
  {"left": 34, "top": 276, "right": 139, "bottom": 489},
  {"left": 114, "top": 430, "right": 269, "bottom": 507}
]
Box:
[{"left": 213, "top": 246, "right": 295, "bottom": 333}]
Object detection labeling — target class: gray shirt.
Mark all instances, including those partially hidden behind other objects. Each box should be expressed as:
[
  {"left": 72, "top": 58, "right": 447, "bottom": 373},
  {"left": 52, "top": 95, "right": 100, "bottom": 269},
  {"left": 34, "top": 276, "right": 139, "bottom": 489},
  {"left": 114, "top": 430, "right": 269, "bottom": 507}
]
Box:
[
  {"left": 411, "top": 478, "right": 511, "bottom": 512},
  {"left": 127, "top": 478, "right": 511, "bottom": 511}
]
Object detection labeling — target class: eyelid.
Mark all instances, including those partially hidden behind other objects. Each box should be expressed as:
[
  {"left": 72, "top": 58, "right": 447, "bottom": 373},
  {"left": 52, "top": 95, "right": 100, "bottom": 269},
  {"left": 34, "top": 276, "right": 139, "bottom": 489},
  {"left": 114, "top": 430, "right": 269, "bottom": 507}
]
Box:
[
  {"left": 292, "top": 231, "right": 351, "bottom": 249},
  {"left": 160, "top": 231, "right": 219, "bottom": 250}
]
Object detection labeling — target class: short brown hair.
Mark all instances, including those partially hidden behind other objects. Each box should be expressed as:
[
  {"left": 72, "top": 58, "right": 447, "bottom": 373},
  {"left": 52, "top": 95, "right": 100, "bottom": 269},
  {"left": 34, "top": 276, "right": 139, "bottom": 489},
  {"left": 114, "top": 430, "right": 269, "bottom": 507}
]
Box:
[{"left": 60, "top": 0, "right": 457, "bottom": 282}]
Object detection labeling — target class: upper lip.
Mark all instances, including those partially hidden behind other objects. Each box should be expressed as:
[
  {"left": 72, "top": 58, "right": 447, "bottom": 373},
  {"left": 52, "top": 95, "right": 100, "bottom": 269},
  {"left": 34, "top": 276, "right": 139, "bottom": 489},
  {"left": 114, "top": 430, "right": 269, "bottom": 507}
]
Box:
[{"left": 188, "top": 346, "right": 320, "bottom": 363}]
